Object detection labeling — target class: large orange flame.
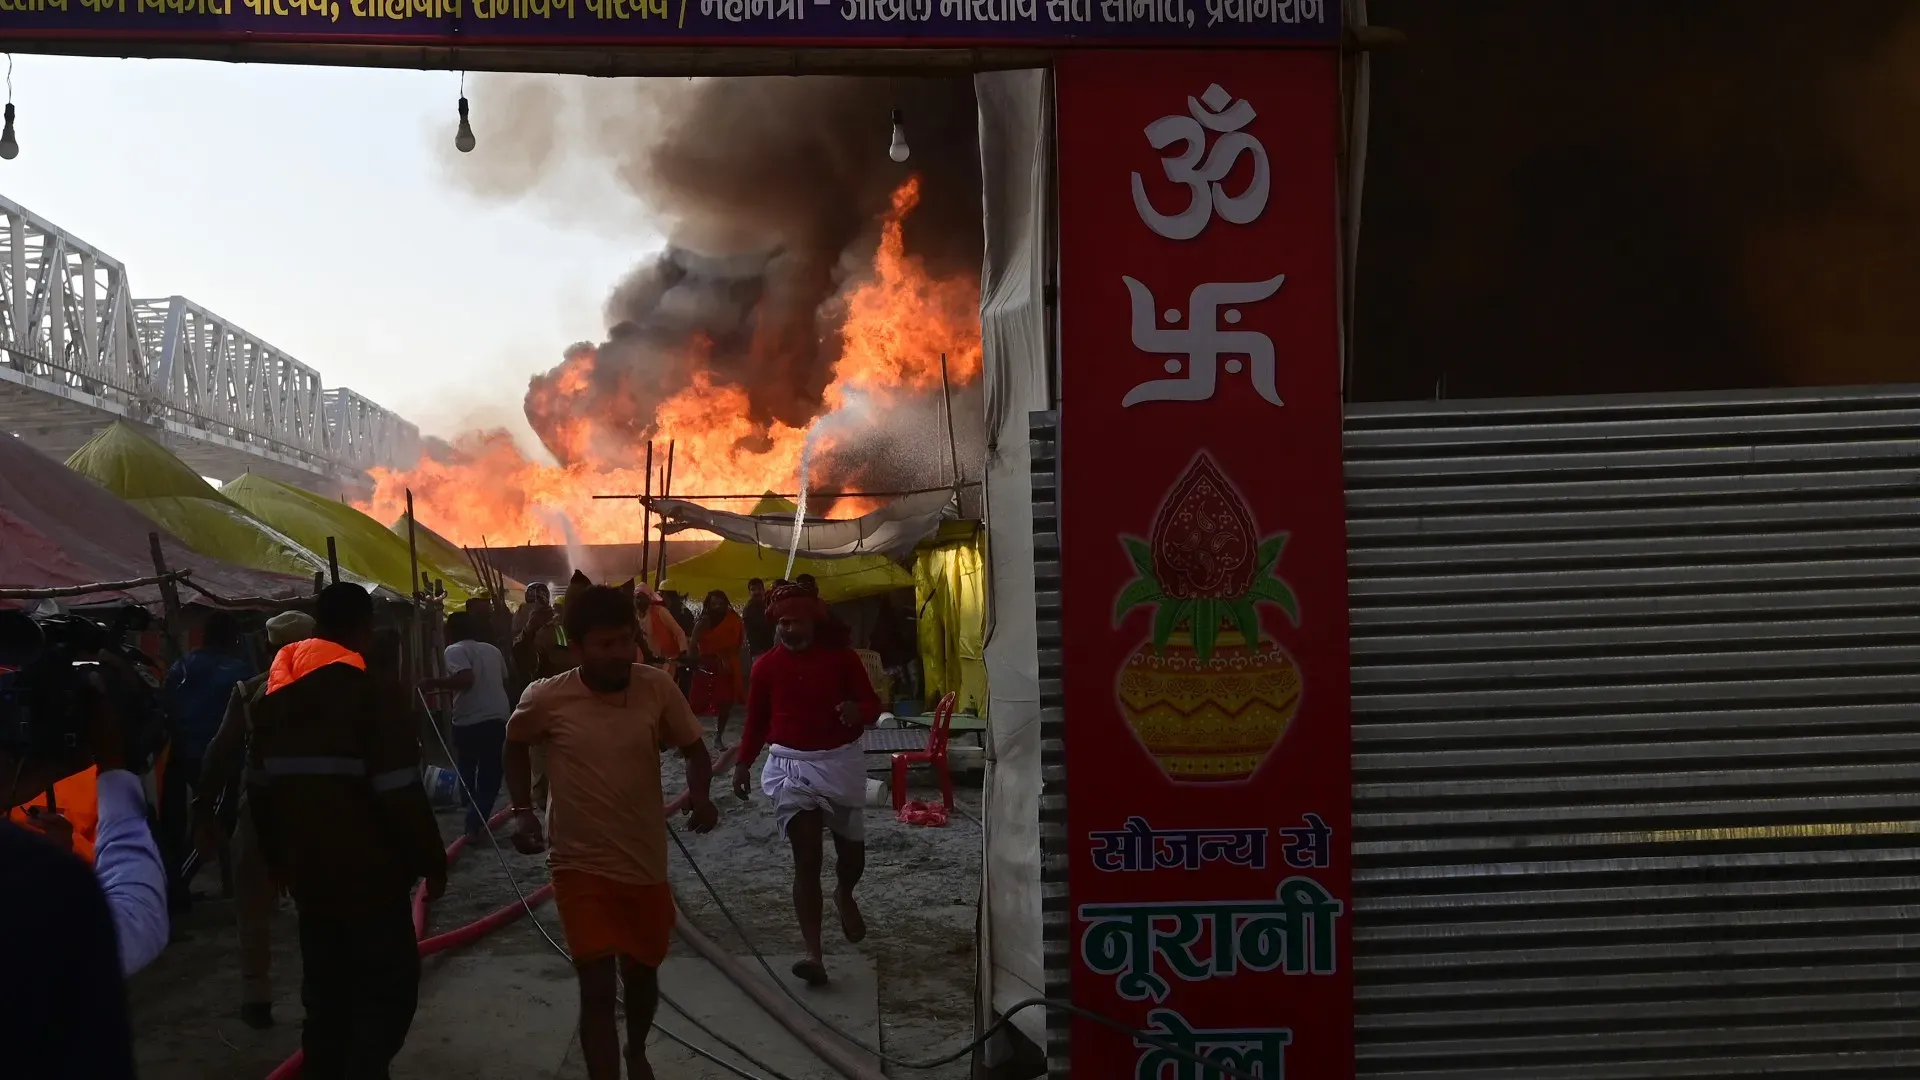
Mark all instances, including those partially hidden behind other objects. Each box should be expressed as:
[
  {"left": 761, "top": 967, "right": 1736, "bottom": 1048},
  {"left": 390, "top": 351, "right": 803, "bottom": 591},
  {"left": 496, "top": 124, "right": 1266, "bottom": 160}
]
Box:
[{"left": 359, "top": 176, "right": 978, "bottom": 547}]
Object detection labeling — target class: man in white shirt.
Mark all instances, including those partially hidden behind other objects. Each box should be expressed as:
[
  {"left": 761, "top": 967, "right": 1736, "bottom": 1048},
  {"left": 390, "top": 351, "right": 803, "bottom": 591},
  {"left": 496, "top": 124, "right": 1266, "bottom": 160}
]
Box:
[{"left": 420, "top": 611, "right": 512, "bottom": 840}]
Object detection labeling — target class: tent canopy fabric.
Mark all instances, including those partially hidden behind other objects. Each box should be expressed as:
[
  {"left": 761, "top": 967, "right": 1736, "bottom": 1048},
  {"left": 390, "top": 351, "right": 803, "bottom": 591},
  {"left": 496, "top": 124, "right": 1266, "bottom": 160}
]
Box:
[
  {"left": 661, "top": 494, "right": 914, "bottom": 606},
  {"left": 914, "top": 520, "right": 988, "bottom": 716},
  {"left": 66, "top": 422, "right": 386, "bottom": 593},
  {"left": 389, "top": 513, "right": 525, "bottom": 599},
  {"left": 221, "top": 473, "right": 477, "bottom": 604},
  {"left": 0, "top": 433, "right": 307, "bottom": 608},
  {"left": 653, "top": 487, "right": 954, "bottom": 562}
]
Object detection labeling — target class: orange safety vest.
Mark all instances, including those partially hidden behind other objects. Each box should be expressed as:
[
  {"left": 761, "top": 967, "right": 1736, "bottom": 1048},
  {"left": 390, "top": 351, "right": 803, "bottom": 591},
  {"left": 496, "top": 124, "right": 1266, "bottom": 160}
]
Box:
[
  {"left": 6, "top": 649, "right": 167, "bottom": 862},
  {"left": 269, "top": 638, "right": 367, "bottom": 692},
  {"left": 8, "top": 766, "right": 102, "bottom": 862}
]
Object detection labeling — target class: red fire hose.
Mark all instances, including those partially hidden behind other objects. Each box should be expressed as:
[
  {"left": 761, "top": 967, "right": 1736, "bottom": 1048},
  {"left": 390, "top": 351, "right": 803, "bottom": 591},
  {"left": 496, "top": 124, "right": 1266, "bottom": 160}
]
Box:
[
  {"left": 265, "top": 752, "right": 741, "bottom": 1080},
  {"left": 264, "top": 808, "right": 550, "bottom": 1080}
]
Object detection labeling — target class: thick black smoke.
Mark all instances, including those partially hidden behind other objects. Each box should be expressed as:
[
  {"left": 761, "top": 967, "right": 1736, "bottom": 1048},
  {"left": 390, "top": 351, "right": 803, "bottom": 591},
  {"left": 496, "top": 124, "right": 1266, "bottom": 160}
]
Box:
[
  {"left": 461, "top": 75, "right": 983, "bottom": 480},
  {"left": 1357, "top": 1, "right": 1920, "bottom": 400}
]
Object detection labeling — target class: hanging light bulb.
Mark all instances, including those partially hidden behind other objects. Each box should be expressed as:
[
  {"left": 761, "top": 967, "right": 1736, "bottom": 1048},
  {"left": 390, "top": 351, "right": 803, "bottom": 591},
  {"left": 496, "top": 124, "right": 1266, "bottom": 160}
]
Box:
[
  {"left": 454, "top": 95, "right": 476, "bottom": 154},
  {"left": 0, "top": 56, "right": 16, "bottom": 162},
  {"left": 887, "top": 108, "right": 909, "bottom": 163}
]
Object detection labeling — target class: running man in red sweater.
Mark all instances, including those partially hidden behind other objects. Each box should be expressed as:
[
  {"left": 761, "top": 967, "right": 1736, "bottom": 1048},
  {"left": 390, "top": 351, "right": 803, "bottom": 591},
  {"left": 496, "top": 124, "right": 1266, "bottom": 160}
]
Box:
[{"left": 731, "top": 582, "right": 882, "bottom": 987}]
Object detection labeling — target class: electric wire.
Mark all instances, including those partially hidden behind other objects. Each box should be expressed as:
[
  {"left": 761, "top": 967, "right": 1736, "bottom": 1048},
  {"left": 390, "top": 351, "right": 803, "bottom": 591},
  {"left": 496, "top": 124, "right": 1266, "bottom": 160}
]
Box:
[
  {"left": 419, "top": 687, "right": 1262, "bottom": 1080},
  {"left": 666, "top": 810, "right": 1266, "bottom": 1080},
  {"left": 415, "top": 690, "right": 784, "bottom": 1080}
]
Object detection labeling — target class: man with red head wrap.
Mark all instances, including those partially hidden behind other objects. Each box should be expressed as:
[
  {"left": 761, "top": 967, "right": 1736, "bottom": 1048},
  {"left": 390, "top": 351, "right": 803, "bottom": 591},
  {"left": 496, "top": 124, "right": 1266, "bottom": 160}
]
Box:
[{"left": 732, "top": 582, "right": 882, "bottom": 987}]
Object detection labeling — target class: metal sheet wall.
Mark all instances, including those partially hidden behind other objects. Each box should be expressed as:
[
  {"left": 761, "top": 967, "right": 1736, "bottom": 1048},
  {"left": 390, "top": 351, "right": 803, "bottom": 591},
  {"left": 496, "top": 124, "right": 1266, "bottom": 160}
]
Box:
[{"left": 1346, "top": 384, "right": 1920, "bottom": 1080}]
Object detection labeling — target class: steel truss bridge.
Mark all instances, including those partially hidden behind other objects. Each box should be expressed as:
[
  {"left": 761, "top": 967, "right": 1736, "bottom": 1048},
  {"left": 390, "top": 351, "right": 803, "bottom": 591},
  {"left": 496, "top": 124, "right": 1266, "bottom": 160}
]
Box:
[{"left": 0, "top": 193, "right": 420, "bottom": 493}]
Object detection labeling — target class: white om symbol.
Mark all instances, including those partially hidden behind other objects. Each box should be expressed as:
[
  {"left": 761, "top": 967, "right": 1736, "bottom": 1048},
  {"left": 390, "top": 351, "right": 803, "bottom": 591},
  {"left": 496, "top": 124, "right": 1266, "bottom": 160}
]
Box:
[
  {"left": 1130, "top": 83, "right": 1271, "bottom": 242},
  {"left": 1121, "top": 275, "right": 1286, "bottom": 408}
]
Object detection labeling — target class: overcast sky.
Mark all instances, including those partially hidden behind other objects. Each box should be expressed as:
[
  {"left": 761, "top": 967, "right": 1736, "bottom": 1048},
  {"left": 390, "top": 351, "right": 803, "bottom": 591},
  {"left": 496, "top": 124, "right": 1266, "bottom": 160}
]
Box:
[{"left": 2, "top": 55, "right": 656, "bottom": 449}]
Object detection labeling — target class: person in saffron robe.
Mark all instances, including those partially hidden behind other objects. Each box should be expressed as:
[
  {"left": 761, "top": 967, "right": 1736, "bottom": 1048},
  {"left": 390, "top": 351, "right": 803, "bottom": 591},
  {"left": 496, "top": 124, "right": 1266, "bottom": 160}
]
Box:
[
  {"left": 690, "top": 590, "right": 747, "bottom": 749},
  {"left": 634, "top": 590, "right": 689, "bottom": 674}
]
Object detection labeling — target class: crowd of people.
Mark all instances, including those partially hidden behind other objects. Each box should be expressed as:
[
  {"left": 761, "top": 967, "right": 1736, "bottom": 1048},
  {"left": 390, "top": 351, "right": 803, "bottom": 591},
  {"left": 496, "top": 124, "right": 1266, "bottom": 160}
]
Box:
[{"left": 4, "top": 570, "right": 890, "bottom": 1080}]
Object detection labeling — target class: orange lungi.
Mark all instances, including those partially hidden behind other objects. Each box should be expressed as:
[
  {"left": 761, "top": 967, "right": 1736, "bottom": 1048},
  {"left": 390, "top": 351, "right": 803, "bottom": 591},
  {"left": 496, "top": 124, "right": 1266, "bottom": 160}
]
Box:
[{"left": 550, "top": 870, "right": 676, "bottom": 967}]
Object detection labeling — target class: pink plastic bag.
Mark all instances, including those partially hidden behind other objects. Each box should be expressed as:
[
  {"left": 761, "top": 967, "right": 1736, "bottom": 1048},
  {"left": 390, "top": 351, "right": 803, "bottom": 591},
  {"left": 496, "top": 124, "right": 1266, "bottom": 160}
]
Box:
[{"left": 896, "top": 800, "right": 949, "bottom": 827}]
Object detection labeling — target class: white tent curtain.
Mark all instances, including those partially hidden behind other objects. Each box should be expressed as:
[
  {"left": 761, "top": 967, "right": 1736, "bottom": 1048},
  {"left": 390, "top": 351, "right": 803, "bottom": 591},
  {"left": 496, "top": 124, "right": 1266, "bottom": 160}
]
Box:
[{"left": 974, "top": 65, "right": 1054, "bottom": 1057}]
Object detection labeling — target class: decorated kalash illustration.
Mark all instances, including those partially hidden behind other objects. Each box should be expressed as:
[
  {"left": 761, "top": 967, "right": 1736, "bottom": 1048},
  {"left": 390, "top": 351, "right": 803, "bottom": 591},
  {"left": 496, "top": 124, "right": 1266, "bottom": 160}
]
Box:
[{"left": 1115, "top": 452, "right": 1301, "bottom": 784}]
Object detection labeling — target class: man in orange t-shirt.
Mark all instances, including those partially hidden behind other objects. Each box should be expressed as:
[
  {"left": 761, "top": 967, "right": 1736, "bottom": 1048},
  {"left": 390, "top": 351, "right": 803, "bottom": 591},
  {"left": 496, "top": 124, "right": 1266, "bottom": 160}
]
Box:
[{"left": 504, "top": 581, "right": 718, "bottom": 1080}]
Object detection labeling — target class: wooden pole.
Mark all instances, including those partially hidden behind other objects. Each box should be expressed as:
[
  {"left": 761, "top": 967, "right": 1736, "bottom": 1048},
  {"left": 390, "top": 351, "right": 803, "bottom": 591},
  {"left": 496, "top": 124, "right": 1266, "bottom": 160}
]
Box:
[
  {"left": 405, "top": 491, "right": 421, "bottom": 601},
  {"left": 593, "top": 482, "right": 974, "bottom": 502},
  {"left": 655, "top": 439, "right": 676, "bottom": 592},
  {"left": 0, "top": 569, "right": 194, "bottom": 602},
  {"left": 461, "top": 547, "right": 492, "bottom": 619},
  {"left": 147, "top": 533, "right": 186, "bottom": 665},
  {"left": 640, "top": 440, "right": 654, "bottom": 584},
  {"left": 940, "top": 351, "right": 960, "bottom": 488},
  {"left": 405, "top": 490, "right": 422, "bottom": 688},
  {"left": 325, "top": 537, "right": 340, "bottom": 585}
]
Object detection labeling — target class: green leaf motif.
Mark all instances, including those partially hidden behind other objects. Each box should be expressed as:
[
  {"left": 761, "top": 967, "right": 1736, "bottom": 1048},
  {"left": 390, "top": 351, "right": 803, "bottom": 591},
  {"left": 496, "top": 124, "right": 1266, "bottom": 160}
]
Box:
[
  {"left": 1255, "top": 533, "right": 1290, "bottom": 574},
  {"left": 1192, "top": 599, "right": 1219, "bottom": 660},
  {"left": 1123, "top": 536, "right": 1156, "bottom": 578},
  {"left": 1227, "top": 598, "right": 1262, "bottom": 647},
  {"left": 1113, "top": 578, "right": 1163, "bottom": 623},
  {"left": 1152, "top": 598, "right": 1192, "bottom": 653},
  {"left": 1252, "top": 577, "right": 1301, "bottom": 626}
]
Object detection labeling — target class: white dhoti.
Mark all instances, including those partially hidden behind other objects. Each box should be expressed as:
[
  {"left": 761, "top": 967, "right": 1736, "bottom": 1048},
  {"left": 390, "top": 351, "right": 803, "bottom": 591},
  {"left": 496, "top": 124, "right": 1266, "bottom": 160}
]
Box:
[{"left": 762, "top": 743, "right": 868, "bottom": 843}]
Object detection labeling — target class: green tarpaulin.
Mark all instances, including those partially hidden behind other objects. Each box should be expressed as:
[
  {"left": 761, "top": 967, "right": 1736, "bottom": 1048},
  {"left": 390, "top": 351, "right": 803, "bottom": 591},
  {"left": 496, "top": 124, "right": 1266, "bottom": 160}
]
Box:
[
  {"left": 222, "top": 473, "right": 479, "bottom": 603},
  {"left": 662, "top": 494, "right": 914, "bottom": 606},
  {"left": 65, "top": 421, "right": 377, "bottom": 590},
  {"left": 390, "top": 512, "right": 525, "bottom": 597}
]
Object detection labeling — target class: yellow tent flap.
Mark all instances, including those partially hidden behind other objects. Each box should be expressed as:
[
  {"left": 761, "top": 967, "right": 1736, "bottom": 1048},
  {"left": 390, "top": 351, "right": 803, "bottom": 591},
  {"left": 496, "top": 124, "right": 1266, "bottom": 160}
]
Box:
[
  {"left": 66, "top": 421, "right": 371, "bottom": 589},
  {"left": 662, "top": 493, "right": 913, "bottom": 606},
  {"left": 222, "top": 473, "right": 478, "bottom": 603},
  {"left": 915, "top": 520, "right": 987, "bottom": 716}
]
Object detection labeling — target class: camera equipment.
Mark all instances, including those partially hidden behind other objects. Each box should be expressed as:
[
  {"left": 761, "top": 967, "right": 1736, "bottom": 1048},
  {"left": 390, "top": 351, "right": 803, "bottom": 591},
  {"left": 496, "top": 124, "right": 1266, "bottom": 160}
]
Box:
[{"left": 0, "top": 608, "right": 169, "bottom": 780}]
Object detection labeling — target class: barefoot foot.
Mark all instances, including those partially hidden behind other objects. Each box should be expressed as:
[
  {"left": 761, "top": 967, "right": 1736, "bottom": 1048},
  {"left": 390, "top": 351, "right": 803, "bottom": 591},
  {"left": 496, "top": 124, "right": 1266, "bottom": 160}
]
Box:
[
  {"left": 792, "top": 957, "right": 829, "bottom": 987},
  {"left": 836, "top": 889, "right": 867, "bottom": 944}
]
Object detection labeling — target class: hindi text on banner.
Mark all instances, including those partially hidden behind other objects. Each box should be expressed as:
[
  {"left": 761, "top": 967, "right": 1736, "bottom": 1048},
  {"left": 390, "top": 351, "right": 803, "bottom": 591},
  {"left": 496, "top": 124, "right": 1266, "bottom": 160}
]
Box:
[
  {"left": 1078, "top": 876, "right": 1343, "bottom": 1002},
  {"left": 1133, "top": 1009, "right": 1292, "bottom": 1080},
  {"left": 1090, "top": 816, "right": 1271, "bottom": 872}
]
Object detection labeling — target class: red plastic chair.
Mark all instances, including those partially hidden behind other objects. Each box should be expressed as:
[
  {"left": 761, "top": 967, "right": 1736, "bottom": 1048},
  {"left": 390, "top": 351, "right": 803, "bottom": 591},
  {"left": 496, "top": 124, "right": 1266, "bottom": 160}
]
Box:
[{"left": 892, "top": 692, "right": 958, "bottom": 815}]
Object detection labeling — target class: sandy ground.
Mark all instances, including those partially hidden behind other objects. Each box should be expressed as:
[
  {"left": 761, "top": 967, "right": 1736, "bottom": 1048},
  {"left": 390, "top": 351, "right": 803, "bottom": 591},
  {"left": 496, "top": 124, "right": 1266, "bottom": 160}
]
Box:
[{"left": 127, "top": 712, "right": 984, "bottom": 1080}]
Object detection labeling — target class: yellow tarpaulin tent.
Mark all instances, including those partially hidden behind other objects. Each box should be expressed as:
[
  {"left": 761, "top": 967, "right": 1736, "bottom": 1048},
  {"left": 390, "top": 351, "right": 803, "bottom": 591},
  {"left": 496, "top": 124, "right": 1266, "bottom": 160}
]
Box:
[
  {"left": 661, "top": 494, "right": 914, "bottom": 606},
  {"left": 65, "top": 421, "right": 373, "bottom": 589},
  {"left": 915, "top": 519, "right": 987, "bottom": 715},
  {"left": 222, "top": 473, "right": 479, "bottom": 603}
]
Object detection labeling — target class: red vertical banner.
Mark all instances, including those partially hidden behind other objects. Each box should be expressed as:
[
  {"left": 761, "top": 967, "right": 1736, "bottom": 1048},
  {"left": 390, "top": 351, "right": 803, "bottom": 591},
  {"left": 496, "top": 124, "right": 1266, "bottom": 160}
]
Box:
[{"left": 1054, "top": 49, "right": 1350, "bottom": 1079}]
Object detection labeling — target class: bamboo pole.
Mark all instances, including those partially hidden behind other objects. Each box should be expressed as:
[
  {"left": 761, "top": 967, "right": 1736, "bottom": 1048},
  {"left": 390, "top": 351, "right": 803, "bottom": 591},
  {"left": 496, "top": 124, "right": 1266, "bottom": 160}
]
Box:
[
  {"left": 640, "top": 440, "right": 654, "bottom": 584},
  {"left": 405, "top": 490, "right": 423, "bottom": 688},
  {"left": 593, "top": 482, "right": 978, "bottom": 502},
  {"left": 0, "top": 568, "right": 194, "bottom": 601},
  {"left": 940, "top": 351, "right": 960, "bottom": 487},
  {"left": 147, "top": 533, "right": 186, "bottom": 665},
  {"left": 405, "top": 491, "right": 422, "bottom": 601},
  {"left": 655, "top": 439, "right": 676, "bottom": 592}
]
